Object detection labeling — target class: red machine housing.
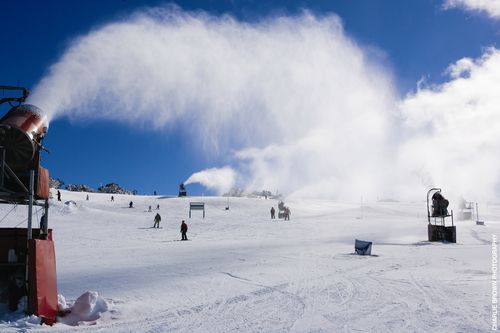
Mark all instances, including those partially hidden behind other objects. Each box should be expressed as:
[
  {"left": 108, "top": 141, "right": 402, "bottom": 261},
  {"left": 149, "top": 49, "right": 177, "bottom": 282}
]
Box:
[{"left": 28, "top": 238, "right": 58, "bottom": 325}]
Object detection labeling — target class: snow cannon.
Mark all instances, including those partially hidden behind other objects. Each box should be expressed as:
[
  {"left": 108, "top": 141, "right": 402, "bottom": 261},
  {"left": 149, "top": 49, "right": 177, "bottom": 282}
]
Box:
[
  {"left": 179, "top": 183, "right": 187, "bottom": 197},
  {"left": 426, "top": 188, "right": 456, "bottom": 243},
  {"left": 0, "top": 87, "right": 57, "bottom": 325},
  {"left": 0, "top": 104, "right": 48, "bottom": 169}
]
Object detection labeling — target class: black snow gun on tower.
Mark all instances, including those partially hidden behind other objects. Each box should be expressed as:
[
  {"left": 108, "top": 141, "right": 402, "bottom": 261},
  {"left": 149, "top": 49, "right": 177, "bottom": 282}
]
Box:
[
  {"left": 0, "top": 86, "right": 58, "bottom": 325},
  {"left": 426, "top": 188, "right": 456, "bottom": 243},
  {"left": 179, "top": 183, "right": 187, "bottom": 197}
]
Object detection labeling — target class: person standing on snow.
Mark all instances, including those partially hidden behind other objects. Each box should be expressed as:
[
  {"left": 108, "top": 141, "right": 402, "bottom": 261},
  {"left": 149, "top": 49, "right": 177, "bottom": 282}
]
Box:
[
  {"left": 129, "top": 201, "right": 133, "bottom": 208},
  {"left": 270, "top": 207, "right": 276, "bottom": 219},
  {"left": 180, "top": 220, "right": 188, "bottom": 240},
  {"left": 153, "top": 213, "right": 161, "bottom": 228},
  {"left": 111, "top": 195, "right": 114, "bottom": 202},
  {"left": 284, "top": 207, "right": 291, "bottom": 221},
  {"left": 57, "top": 190, "right": 61, "bottom": 201}
]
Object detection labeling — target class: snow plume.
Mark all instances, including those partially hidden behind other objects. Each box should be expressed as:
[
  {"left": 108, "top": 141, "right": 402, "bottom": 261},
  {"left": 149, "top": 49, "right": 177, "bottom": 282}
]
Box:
[
  {"left": 29, "top": 6, "right": 397, "bottom": 200},
  {"left": 398, "top": 48, "right": 500, "bottom": 202},
  {"left": 444, "top": 0, "right": 500, "bottom": 19},
  {"left": 28, "top": 6, "right": 500, "bottom": 201},
  {"left": 184, "top": 167, "right": 236, "bottom": 195}
]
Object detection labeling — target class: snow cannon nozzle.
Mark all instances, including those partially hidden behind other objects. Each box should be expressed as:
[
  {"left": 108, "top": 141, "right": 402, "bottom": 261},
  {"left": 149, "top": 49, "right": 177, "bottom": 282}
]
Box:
[{"left": 0, "top": 104, "right": 49, "bottom": 168}]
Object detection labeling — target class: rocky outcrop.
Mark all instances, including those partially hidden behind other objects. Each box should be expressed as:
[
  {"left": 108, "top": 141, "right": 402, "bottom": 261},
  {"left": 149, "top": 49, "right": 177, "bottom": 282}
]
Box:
[
  {"left": 65, "top": 184, "right": 95, "bottom": 192},
  {"left": 97, "top": 183, "right": 132, "bottom": 195}
]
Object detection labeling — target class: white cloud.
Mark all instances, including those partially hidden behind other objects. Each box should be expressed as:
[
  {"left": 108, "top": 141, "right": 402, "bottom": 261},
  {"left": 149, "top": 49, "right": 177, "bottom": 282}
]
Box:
[
  {"left": 444, "top": 0, "right": 500, "bottom": 19},
  {"left": 445, "top": 57, "right": 474, "bottom": 79}
]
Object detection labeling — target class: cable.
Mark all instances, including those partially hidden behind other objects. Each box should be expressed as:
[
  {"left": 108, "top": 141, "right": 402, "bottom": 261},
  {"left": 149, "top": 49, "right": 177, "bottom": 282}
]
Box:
[
  {"left": 0, "top": 203, "right": 19, "bottom": 224},
  {"left": 13, "top": 207, "right": 43, "bottom": 228}
]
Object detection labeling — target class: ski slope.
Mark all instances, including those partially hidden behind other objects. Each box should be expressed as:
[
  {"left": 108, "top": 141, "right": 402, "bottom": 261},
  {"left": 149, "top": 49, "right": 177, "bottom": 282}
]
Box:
[{"left": 0, "top": 190, "right": 494, "bottom": 332}]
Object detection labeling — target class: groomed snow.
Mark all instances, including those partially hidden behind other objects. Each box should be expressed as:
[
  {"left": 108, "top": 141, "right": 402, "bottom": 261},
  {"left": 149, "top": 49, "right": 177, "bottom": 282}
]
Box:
[{"left": 0, "top": 190, "right": 494, "bottom": 332}]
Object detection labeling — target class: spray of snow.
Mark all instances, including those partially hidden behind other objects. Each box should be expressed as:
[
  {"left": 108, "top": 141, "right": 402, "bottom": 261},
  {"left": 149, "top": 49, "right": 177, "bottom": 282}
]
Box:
[
  {"left": 28, "top": 6, "right": 500, "bottom": 201},
  {"left": 398, "top": 48, "right": 500, "bottom": 202},
  {"left": 184, "top": 167, "right": 235, "bottom": 195}
]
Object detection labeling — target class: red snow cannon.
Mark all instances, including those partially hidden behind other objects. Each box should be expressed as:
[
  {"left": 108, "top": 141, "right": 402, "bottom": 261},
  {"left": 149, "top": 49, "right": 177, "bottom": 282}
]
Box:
[{"left": 0, "top": 87, "right": 57, "bottom": 325}]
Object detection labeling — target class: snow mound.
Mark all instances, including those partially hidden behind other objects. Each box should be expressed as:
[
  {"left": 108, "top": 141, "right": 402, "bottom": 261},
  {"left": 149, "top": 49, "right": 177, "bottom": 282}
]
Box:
[
  {"left": 58, "top": 291, "right": 109, "bottom": 326},
  {"left": 58, "top": 200, "right": 78, "bottom": 214}
]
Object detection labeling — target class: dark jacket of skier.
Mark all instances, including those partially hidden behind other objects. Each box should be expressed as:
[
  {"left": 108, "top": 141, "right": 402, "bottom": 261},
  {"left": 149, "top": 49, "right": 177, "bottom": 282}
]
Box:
[
  {"left": 180, "top": 220, "right": 188, "bottom": 240},
  {"left": 153, "top": 213, "right": 161, "bottom": 228}
]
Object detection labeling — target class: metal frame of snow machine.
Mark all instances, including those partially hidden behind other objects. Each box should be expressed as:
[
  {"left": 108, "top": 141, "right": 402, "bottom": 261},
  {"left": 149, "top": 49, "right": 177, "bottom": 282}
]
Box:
[
  {"left": 427, "top": 188, "right": 456, "bottom": 243},
  {"left": 0, "top": 86, "right": 58, "bottom": 325}
]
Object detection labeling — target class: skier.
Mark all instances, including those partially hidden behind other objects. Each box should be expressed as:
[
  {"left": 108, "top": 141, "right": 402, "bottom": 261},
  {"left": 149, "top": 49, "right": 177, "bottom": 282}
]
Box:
[
  {"left": 129, "top": 201, "right": 133, "bottom": 208},
  {"left": 270, "top": 207, "right": 275, "bottom": 219},
  {"left": 57, "top": 190, "right": 61, "bottom": 202},
  {"left": 180, "top": 220, "right": 188, "bottom": 240},
  {"left": 284, "top": 207, "right": 291, "bottom": 221},
  {"left": 111, "top": 195, "right": 114, "bottom": 202},
  {"left": 86, "top": 194, "right": 89, "bottom": 201},
  {"left": 156, "top": 204, "right": 160, "bottom": 210},
  {"left": 148, "top": 205, "right": 152, "bottom": 212},
  {"left": 153, "top": 213, "right": 161, "bottom": 228}
]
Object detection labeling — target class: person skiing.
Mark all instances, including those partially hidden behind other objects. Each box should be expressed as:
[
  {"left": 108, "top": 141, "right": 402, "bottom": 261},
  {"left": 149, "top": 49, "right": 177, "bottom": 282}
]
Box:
[
  {"left": 148, "top": 205, "right": 152, "bottom": 212},
  {"left": 129, "top": 201, "right": 133, "bottom": 208},
  {"left": 111, "top": 195, "right": 114, "bottom": 202},
  {"left": 153, "top": 213, "right": 161, "bottom": 228},
  {"left": 156, "top": 204, "right": 160, "bottom": 210},
  {"left": 86, "top": 194, "right": 89, "bottom": 201},
  {"left": 270, "top": 207, "right": 276, "bottom": 219},
  {"left": 57, "top": 190, "right": 61, "bottom": 201},
  {"left": 180, "top": 220, "right": 188, "bottom": 240}
]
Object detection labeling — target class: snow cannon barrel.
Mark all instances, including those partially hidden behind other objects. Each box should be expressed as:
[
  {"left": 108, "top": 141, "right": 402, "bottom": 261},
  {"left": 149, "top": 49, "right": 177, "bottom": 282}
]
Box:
[{"left": 0, "top": 104, "right": 48, "bottom": 169}]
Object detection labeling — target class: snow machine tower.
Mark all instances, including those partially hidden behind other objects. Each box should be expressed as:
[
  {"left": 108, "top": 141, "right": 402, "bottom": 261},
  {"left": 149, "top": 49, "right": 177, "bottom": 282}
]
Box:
[
  {"left": 0, "top": 86, "right": 57, "bottom": 324},
  {"left": 426, "top": 188, "right": 456, "bottom": 243},
  {"left": 178, "top": 183, "right": 187, "bottom": 197}
]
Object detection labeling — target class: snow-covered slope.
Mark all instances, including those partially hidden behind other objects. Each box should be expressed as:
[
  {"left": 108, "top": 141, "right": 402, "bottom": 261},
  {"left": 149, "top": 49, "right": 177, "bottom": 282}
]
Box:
[{"left": 0, "top": 190, "right": 494, "bottom": 332}]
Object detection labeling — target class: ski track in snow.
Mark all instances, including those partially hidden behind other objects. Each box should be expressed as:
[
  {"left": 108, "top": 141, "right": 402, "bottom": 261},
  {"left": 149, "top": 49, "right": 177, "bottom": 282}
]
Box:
[{"left": 0, "top": 191, "right": 494, "bottom": 332}]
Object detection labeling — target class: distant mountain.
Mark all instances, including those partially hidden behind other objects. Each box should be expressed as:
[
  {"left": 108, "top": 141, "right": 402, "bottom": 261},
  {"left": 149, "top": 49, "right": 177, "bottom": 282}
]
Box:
[{"left": 50, "top": 177, "right": 134, "bottom": 194}]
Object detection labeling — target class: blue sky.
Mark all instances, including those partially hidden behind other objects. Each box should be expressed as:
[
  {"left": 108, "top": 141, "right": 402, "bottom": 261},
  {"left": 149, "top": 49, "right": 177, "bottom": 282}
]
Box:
[{"left": 1, "top": 0, "right": 499, "bottom": 196}]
